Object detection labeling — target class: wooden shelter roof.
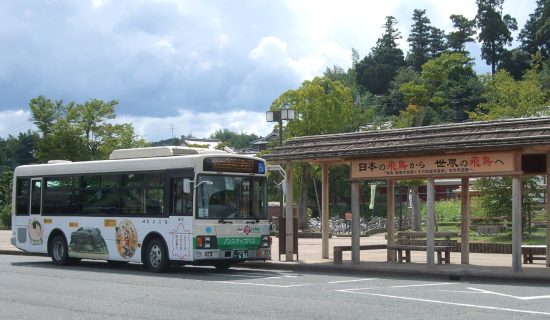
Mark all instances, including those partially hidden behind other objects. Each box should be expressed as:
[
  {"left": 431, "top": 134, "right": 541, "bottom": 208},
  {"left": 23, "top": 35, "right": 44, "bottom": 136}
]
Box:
[{"left": 264, "top": 117, "right": 550, "bottom": 163}]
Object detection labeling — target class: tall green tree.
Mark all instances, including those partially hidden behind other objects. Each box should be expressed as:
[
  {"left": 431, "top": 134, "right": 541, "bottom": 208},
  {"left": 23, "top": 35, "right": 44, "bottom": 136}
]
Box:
[
  {"left": 269, "top": 77, "right": 371, "bottom": 228},
  {"left": 429, "top": 26, "right": 447, "bottom": 58},
  {"left": 518, "top": 0, "right": 550, "bottom": 59},
  {"left": 447, "top": 14, "right": 477, "bottom": 54},
  {"left": 356, "top": 16, "right": 405, "bottom": 95},
  {"left": 476, "top": 0, "right": 518, "bottom": 75},
  {"left": 30, "top": 96, "right": 147, "bottom": 162},
  {"left": 407, "top": 9, "right": 433, "bottom": 71}
]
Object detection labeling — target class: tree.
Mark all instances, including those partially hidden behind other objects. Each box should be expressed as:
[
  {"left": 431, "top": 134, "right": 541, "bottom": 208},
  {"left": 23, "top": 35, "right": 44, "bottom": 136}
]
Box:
[
  {"left": 209, "top": 129, "right": 259, "bottom": 150},
  {"left": 30, "top": 96, "right": 147, "bottom": 162},
  {"left": 269, "top": 77, "right": 371, "bottom": 228},
  {"left": 0, "top": 131, "right": 39, "bottom": 170},
  {"left": 476, "top": 0, "right": 518, "bottom": 75},
  {"left": 356, "top": 16, "right": 406, "bottom": 95},
  {"left": 398, "top": 52, "right": 481, "bottom": 127},
  {"left": 429, "top": 26, "right": 447, "bottom": 59},
  {"left": 518, "top": 0, "right": 550, "bottom": 59},
  {"left": 447, "top": 14, "right": 477, "bottom": 54},
  {"left": 469, "top": 66, "right": 550, "bottom": 120},
  {"left": 498, "top": 48, "right": 532, "bottom": 79},
  {"left": 407, "top": 9, "right": 433, "bottom": 71},
  {"left": 381, "top": 67, "right": 420, "bottom": 116},
  {"left": 0, "top": 170, "right": 13, "bottom": 228}
]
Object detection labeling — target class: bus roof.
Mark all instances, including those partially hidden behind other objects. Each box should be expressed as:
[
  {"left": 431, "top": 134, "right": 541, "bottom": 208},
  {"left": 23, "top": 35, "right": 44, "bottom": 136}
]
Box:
[{"left": 14, "top": 147, "right": 265, "bottom": 177}]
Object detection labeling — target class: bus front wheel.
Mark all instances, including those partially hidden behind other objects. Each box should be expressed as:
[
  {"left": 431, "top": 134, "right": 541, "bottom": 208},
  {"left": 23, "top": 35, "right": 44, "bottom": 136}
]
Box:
[{"left": 145, "top": 238, "right": 170, "bottom": 273}]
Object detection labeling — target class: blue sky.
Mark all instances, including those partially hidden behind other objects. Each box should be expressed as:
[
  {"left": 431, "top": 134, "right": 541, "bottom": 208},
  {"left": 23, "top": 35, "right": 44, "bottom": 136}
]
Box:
[{"left": 0, "top": 0, "right": 536, "bottom": 142}]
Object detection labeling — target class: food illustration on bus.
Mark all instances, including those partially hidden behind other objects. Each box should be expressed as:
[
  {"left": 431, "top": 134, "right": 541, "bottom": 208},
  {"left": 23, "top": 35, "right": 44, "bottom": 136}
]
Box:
[
  {"left": 28, "top": 218, "right": 43, "bottom": 245},
  {"left": 115, "top": 220, "right": 138, "bottom": 259},
  {"left": 68, "top": 227, "right": 109, "bottom": 259}
]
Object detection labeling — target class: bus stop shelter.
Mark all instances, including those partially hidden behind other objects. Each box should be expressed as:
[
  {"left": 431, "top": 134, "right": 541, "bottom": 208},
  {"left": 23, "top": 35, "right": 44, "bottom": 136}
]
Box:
[{"left": 264, "top": 117, "right": 550, "bottom": 272}]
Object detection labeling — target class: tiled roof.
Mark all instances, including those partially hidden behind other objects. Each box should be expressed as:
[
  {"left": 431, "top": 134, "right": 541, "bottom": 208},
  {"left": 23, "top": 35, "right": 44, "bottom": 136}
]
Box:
[{"left": 263, "top": 117, "right": 550, "bottom": 162}]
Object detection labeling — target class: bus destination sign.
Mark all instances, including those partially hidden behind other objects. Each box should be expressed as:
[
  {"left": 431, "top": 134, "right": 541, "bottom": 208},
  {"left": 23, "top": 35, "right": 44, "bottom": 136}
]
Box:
[{"left": 203, "top": 157, "right": 265, "bottom": 174}]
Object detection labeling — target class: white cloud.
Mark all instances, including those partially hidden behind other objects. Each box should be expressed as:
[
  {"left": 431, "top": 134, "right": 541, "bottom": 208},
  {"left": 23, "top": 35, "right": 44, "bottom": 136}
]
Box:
[
  {"left": 0, "top": 0, "right": 538, "bottom": 142},
  {"left": 0, "top": 110, "right": 35, "bottom": 138},
  {"left": 116, "top": 109, "right": 273, "bottom": 142}
]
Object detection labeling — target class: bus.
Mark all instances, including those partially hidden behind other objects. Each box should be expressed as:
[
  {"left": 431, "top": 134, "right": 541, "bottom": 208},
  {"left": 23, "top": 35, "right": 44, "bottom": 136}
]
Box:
[{"left": 10, "top": 146, "right": 271, "bottom": 272}]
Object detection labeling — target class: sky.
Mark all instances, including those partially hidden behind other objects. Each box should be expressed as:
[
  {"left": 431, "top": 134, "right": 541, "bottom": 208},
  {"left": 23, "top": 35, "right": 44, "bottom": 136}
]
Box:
[{"left": 0, "top": 0, "right": 537, "bottom": 142}]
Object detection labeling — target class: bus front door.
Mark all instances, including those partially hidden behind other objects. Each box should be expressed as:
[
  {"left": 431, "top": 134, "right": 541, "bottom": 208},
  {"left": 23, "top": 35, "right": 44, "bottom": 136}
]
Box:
[{"left": 27, "top": 178, "right": 44, "bottom": 249}]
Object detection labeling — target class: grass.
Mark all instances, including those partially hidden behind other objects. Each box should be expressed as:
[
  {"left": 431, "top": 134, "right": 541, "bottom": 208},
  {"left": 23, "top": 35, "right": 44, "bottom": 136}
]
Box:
[{"left": 416, "top": 198, "right": 548, "bottom": 245}]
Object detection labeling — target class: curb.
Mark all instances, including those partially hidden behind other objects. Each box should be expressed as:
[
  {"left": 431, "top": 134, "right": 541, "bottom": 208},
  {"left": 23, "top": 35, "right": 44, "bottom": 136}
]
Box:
[
  {"left": 2, "top": 248, "right": 548, "bottom": 283},
  {"left": 240, "top": 261, "right": 550, "bottom": 284}
]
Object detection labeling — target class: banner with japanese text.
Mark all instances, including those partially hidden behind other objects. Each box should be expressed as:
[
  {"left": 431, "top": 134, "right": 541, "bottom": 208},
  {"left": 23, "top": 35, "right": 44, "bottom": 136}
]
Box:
[{"left": 351, "top": 152, "right": 516, "bottom": 179}]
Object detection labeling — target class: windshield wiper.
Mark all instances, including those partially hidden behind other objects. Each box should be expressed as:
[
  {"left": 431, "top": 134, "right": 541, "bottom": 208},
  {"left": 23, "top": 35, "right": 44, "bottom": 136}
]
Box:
[{"left": 218, "top": 217, "right": 233, "bottom": 224}]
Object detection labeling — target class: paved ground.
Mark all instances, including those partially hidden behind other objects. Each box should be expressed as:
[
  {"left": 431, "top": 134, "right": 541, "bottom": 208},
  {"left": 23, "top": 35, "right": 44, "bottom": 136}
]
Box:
[
  {"left": 2, "top": 255, "right": 550, "bottom": 319},
  {"left": 1, "top": 229, "right": 549, "bottom": 282}
]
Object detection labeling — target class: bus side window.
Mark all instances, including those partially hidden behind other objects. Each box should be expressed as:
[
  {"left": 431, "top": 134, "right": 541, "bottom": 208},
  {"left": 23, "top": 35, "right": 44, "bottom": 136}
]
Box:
[{"left": 16, "top": 178, "right": 30, "bottom": 216}]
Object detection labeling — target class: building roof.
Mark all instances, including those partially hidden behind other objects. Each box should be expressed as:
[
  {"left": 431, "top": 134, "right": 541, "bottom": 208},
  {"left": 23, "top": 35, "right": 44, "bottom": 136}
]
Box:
[
  {"left": 251, "top": 131, "right": 278, "bottom": 145},
  {"left": 264, "top": 117, "right": 550, "bottom": 163}
]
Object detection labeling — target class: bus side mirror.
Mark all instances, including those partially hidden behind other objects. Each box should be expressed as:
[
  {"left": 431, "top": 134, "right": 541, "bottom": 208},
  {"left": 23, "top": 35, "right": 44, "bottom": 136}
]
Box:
[{"left": 183, "top": 178, "right": 192, "bottom": 194}]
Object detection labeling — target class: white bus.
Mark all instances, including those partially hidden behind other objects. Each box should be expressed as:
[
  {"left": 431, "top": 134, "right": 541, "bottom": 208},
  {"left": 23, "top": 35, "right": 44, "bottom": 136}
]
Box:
[{"left": 10, "top": 146, "right": 271, "bottom": 272}]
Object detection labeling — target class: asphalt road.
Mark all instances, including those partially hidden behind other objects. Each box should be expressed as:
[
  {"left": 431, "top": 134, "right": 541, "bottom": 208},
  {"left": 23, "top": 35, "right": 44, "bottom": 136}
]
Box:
[{"left": 1, "top": 255, "right": 550, "bottom": 320}]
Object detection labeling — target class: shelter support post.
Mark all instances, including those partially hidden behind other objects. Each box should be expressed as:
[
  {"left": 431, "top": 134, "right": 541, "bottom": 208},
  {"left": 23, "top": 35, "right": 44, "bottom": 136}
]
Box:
[
  {"left": 285, "top": 162, "right": 294, "bottom": 262},
  {"left": 461, "top": 177, "right": 470, "bottom": 265},
  {"left": 426, "top": 178, "right": 435, "bottom": 267},
  {"left": 321, "top": 163, "right": 329, "bottom": 259},
  {"left": 387, "top": 179, "right": 395, "bottom": 262},
  {"left": 351, "top": 180, "right": 360, "bottom": 264},
  {"left": 512, "top": 174, "right": 522, "bottom": 272},
  {"left": 547, "top": 153, "right": 550, "bottom": 267}
]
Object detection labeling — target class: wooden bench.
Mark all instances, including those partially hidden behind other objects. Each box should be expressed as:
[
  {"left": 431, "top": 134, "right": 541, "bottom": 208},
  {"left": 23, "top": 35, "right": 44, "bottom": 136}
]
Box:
[
  {"left": 521, "top": 245, "right": 546, "bottom": 264},
  {"left": 333, "top": 244, "right": 387, "bottom": 264},
  {"left": 387, "top": 231, "right": 458, "bottom": 264}
]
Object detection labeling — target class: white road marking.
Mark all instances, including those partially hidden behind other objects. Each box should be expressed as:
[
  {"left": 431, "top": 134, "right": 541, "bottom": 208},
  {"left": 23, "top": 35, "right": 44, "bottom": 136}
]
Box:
[
  {"left": 217, "top": 281, "right": 310, "bottom": 288},
  {"left": 389, "top": 282, "right": 456, "bottom": 289},
  {"left": 328, "top": 278, "right": 378, "bottom": 284},
  {"left": 338, "top": 291, "right": 550, "bottom": 316},
  {"left": 341, "top": 282, "right": 456, "bottom": 292},
  {"left": 220, "top": 273, "right": 299, "bottom": 279},
  {"left": 467, "top": 287, "right": 550, "bottom": 300}
]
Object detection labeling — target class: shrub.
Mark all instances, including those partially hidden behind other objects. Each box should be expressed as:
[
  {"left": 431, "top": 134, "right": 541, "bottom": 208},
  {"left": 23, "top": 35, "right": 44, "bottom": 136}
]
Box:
[
  {"left": 421, "top": 199, "right": 461, "bottom": 223},
  {"left": 0, "top": 205, "right": 11, "bottom": 229}
]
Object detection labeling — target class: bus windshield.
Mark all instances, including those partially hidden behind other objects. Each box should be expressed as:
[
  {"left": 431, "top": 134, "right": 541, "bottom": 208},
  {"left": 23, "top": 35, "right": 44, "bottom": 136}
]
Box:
[{"left": 196, "top": 175, "right": 267, "bottom": 221}]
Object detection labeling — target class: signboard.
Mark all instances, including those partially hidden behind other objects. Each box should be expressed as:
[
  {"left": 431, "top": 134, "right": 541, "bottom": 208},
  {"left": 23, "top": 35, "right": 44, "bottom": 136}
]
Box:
[
  {"left": 351, "top": 152, "right": 516, "bottom": 179},
  {"left": 203, "top": 157, "right": 266, "bottom": 174}
]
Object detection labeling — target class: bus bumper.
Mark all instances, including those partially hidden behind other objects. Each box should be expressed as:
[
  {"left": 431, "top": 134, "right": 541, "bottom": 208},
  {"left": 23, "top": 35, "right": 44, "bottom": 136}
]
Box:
[
  {"left": 194, "top": 248, "right": 271, "bottom": 260},
  {"left": 10, "top": 236, "right": 16, "bottom": 246}
]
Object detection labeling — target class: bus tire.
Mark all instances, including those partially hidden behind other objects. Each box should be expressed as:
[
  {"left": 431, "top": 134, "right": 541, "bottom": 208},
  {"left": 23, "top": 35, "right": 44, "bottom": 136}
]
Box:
[
  {"left": 145, "top": 238, "right": 170, "bottom": 273},
  {"left": 50, "top": 235, "right": 70, "bottom": 266}
]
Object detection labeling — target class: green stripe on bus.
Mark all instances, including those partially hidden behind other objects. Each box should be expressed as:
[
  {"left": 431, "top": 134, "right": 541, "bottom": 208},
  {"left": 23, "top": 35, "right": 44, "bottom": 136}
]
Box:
[{"left": 194, "top": 237, "right": 261, "bottom": 249}]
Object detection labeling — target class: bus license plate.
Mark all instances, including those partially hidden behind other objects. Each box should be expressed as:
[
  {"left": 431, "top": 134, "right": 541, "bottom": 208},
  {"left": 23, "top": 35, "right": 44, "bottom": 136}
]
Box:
[{"left": 234, "top": 250, "right": 248, "bottom": 259}]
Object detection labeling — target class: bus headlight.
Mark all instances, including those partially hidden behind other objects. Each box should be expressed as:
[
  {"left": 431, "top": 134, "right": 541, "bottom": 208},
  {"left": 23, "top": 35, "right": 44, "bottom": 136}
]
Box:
[
  {"left": 261, "top": 235, "right": 270, "bottom": 248},
  {"left": 196, "top": 236, "right": 217, "bottom": 249}
]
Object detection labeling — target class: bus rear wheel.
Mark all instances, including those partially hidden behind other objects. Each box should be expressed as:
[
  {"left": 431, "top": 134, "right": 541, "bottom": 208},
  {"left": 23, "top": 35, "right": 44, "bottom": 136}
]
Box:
[
  {"left": 50, "top": 235, "right": 70, "bottom": 266},
  {"left": 145, "top": 238, "right": 170, "bottom": 273}
]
